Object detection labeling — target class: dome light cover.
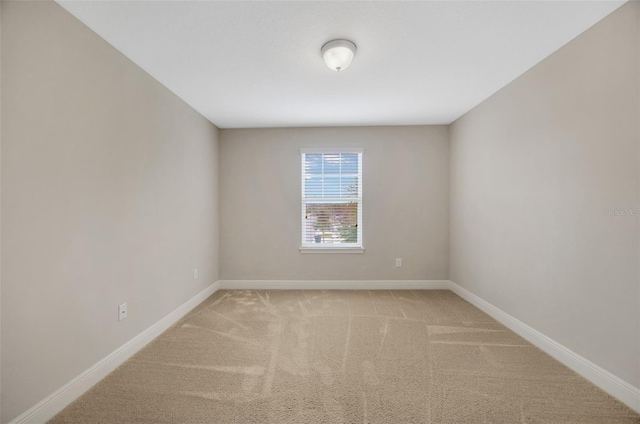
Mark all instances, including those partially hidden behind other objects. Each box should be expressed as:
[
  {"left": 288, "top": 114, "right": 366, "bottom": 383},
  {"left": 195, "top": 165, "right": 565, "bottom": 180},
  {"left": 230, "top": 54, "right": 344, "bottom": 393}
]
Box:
[{"left": 321, "top": 39, "right": 357, "bottom": 72}]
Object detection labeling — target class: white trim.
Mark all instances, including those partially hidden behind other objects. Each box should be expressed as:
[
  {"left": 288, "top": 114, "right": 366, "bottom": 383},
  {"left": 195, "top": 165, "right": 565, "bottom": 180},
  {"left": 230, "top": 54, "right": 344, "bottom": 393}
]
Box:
[
  {"left": 448, "top": 280, "right": 640, "bottom": 414},
  {"left": 9, "top": 281, "right": 221, "bottom": 424},
  {"left": 299, "top": 247, "right": 365, "bottom": 254},
  {"left": 300, "top": 148, "right": 364, "bottom": 154},
  {"left": 11, "top": 279, "right": 639, "bottom": 422},
  {"left": 218, "top": 280, "right": 450, "bottom": 290}
]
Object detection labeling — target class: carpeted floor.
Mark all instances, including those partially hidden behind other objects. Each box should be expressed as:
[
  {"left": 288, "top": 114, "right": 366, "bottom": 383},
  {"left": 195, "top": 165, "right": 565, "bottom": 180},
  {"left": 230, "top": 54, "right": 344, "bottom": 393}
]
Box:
[{"left": 51, "top": 290, "right": 640, "bottom": 423}]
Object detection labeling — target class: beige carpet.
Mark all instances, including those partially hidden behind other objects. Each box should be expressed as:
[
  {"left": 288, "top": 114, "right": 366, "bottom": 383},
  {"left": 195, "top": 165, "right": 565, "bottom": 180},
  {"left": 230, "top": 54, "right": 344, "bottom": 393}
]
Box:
[{"left": 50, "top": 290, "right": 640, "bottom": 423}]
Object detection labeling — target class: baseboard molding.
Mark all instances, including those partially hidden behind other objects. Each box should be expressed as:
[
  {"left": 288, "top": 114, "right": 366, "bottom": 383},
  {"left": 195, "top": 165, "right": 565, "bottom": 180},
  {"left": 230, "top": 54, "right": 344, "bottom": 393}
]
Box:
[
  {"left": 449, "top": 280, "right": 640, "bottom": 414},
  {"left": 11, "top": 279, "right": 639, "bottom": 422},
  {"left": 218, "top": 279, "right": 451, "bottom": 290},
  {"left": 9, "top": 281, "right": 221, "bottom": 424}
]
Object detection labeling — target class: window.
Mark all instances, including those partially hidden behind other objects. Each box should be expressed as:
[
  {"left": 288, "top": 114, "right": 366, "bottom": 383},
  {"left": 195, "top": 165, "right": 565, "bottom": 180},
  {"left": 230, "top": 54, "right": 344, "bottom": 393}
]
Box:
[{"left": 301, "top": 149, "right": 363, "bottom": 252}]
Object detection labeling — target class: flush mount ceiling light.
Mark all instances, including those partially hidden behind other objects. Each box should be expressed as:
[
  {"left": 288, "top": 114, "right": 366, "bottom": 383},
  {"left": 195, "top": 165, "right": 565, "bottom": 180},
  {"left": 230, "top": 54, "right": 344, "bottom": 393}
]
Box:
[{"left": 321, "top": 39, "right": 357, "bottom": 72}]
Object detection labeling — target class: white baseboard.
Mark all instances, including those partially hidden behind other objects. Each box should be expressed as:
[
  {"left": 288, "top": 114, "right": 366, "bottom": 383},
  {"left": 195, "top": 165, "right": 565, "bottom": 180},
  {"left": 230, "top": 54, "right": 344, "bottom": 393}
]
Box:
[
  {"left": 449, "top": 280, "right": 640, "bottom": 414},
  {"left": 9, "top": 281, "right": 221, "bottom": 424},
  {"left": 11, "top": 279, "right": 639, "bottom": 422},
  {"left": 218, "top": 280, "right": 451, "bottom": 290}
]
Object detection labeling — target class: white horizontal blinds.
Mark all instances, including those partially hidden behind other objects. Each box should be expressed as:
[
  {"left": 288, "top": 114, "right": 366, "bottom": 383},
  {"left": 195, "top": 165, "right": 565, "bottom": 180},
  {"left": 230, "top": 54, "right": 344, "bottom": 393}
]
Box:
[{"left": 302, "top": 151, "right": 363, "bottom": 246}]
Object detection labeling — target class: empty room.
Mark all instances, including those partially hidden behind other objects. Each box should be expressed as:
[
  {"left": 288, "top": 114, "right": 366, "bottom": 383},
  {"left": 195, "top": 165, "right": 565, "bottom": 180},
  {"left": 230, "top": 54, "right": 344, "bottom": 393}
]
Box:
[{"left": 1, "top": 0, "right": 639, "bottom": 423}]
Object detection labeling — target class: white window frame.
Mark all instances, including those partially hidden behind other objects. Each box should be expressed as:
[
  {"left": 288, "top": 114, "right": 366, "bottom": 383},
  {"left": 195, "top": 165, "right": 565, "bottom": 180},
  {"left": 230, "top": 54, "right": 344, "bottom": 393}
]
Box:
[{"left": 300, "top": 148, "right": 364, "bottom": 254}]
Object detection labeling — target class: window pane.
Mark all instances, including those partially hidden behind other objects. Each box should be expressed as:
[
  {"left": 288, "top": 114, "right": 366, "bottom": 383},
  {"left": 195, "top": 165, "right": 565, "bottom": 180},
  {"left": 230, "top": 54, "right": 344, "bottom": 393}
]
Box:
[
  {"left": 322, "top": 153, "right": 341, "bottom": 174},
  {"left": 341, "top": 153, "right": 359, "bottom": 174},
  {"left": 305, "top": 154, "right": 323, "bottom": 175},
  {"left": 341, "top": 176, "right": 358, "bottom": 197},
  {"left": 304, "top": 202, "right": 359, "bottom": 244},
  {"left": 304, "top": 176, "right": 323, "bottom": 198},
  {"left": 323, "top": 176, "right": 341, "bottom": 197}
]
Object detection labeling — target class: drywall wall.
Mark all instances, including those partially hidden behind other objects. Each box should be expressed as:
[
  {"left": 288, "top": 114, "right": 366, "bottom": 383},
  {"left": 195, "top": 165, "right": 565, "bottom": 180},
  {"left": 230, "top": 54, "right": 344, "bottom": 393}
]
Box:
[
  {"left": 450, "top": 1, "right": 639, "bottom": 388},
  {"left": 0, "top": 3, "right": 3, "bottom": 421},
  {"left": 1, "top": 1, "right": 219, "bottom": 421},
  {"left": 219, "top": 126, "right": 449, "bottom": 281}
]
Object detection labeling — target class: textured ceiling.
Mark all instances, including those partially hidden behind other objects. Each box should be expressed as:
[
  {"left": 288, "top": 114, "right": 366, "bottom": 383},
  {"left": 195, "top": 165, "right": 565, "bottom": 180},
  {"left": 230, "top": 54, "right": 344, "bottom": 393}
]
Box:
[{"left": 57, "top": 1, "right": 625, "bottom": 129}]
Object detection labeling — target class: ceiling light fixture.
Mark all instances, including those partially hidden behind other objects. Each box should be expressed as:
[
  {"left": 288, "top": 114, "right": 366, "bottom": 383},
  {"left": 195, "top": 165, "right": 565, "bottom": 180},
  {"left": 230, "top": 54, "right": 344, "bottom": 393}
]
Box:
[{"left": 321, "top": 39, "right": 357, "bottom": 72}]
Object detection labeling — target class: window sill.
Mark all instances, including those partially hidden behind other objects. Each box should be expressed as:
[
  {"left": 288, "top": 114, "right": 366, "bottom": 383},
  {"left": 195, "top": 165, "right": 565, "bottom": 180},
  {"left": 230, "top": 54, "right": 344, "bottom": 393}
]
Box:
[{"left": 299, "top": 246, "right": 365, "bottom": 254}]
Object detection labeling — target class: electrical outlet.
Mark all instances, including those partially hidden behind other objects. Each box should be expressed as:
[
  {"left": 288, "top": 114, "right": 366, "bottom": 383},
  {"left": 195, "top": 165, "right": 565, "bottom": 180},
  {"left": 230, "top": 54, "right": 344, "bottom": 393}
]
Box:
[
  {"left": 118, "top": 303, "right": 128, "bottom": 321},
  {"left": 395, "top": 258, "right": 402, "bottom": 268},
  {"left": 193, "top": 268, "right": 199, "bottom": 280}
]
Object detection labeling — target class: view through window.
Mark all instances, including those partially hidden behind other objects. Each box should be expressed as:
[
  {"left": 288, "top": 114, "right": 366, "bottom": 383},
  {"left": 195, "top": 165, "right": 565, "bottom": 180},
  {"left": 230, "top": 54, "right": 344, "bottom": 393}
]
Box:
[{"left": 301, "top": 150, "right": 363, "bottom": 248}]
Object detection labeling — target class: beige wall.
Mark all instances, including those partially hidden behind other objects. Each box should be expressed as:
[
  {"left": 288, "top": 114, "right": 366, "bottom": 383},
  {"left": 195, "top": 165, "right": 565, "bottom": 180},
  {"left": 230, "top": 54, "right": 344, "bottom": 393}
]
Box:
[
  {"left": 0, "top": 2, "right": 3, "bottom": 421},
  {"left": 3, "top": 0, "right": 638, "bottom": 420},
  {"left": 220, "top": 126, "right": 449, "bottom": 281},
  {"left": 1, "top": 2, "right": 219, "bottom": 421},
  {"left": 450, "top": 1, "right": 639, "bottom": 388}
]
